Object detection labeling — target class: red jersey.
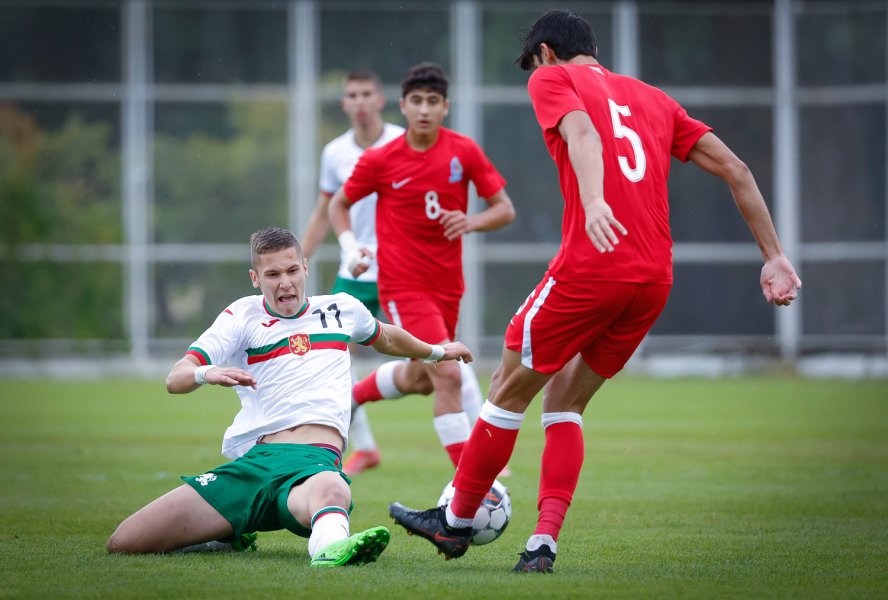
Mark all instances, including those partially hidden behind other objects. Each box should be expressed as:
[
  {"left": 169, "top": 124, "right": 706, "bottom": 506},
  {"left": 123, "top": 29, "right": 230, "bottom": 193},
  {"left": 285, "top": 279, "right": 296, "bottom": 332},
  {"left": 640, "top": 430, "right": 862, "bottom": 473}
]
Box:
[
  {"left": 528, "top": 63, "right": 712, "bottom": 283},
  {"left": 343, "top": 127, "right": 506, "bottom": 298}
]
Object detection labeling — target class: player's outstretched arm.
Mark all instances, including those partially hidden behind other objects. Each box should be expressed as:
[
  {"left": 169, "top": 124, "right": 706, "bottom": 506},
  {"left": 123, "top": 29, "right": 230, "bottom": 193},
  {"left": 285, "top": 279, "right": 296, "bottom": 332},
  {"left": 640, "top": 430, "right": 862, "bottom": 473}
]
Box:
[
  {"left": 370, "top": 322, "right": 473, "bottom": 364},
  {"left": 687, "top": 132, "right": 801, "bottom": 306},
  {"left": 165, "top": 356, "right": 257, "bottom": 394}
]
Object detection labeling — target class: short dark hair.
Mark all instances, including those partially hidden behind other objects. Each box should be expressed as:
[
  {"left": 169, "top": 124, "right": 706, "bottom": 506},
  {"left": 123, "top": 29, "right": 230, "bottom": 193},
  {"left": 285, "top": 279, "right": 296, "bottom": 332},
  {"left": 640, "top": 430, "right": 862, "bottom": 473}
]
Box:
[
  {"left": 250, "top": 226, "right": 302, "bottom": 268},
  {"left": 401, "top": 62, "right": 448, "bottom": 99},
  {"left": 345, "top": 68, "right": 382, "bottom": 88},
  {"left": 516, "top": 10, "right": 598, "bottom": 71}
]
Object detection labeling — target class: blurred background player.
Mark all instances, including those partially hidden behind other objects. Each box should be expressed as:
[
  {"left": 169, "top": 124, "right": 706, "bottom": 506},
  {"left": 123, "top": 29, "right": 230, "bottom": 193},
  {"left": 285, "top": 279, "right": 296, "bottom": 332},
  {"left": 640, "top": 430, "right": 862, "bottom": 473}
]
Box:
[
  {"left": 300, "top": 69, "right": 404, "bottom": 475},
  {"left": 329, "top": 63, "right": 515, "bottom": 470},
  {"left": 389, "top": 11, "right": 802, "bottom": 573},
  {"left": 106, "top": 226, "right": 474, "bottom": 566}
]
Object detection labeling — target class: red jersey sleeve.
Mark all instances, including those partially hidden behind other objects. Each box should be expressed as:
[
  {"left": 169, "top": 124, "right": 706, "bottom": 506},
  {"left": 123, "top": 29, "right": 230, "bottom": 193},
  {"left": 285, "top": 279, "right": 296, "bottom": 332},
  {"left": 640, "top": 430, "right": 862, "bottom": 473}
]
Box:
[
  {"left": 466, "top": 139, "right": 506, "bottom": 199},
  {"left": 528, "top": 66, "right": 586, "bottom": 132},
  {"left": 342, "top": 148, "right": 379, "bottom": 204},
  {"left": 669, "top": 99, "right": 713, "bottom": 162}
]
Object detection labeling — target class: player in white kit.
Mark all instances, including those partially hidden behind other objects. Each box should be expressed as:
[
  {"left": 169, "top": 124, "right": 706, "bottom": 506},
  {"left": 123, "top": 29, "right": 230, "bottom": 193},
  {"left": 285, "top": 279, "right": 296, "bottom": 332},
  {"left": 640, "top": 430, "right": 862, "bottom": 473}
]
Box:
[{"left": 107, "top": 226, "right": 473, "bottom": 567}]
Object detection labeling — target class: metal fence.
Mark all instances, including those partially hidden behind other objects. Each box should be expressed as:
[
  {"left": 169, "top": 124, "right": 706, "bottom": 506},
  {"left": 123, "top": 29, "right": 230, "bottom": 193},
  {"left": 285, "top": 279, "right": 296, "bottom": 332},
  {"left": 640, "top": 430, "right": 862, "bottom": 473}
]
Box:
[{"left": 1, "top": 0, "right": 885, "bottom": 369}]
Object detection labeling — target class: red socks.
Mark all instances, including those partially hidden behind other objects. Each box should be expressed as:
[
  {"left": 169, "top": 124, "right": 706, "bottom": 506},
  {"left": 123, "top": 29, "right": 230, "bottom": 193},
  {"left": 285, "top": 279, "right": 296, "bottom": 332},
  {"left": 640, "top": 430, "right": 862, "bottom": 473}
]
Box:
[
  {"left": 445, "top": 442, "right": 465, "bottom": 467},
  {"left": 533, "top": 420, "right": 584, "bottom": 541},
  {"left": 352, "top": 372, "right": 383, "bottom": 406},
  {"left": 450, "top": 418, "right": 520, "bottom": 518}
]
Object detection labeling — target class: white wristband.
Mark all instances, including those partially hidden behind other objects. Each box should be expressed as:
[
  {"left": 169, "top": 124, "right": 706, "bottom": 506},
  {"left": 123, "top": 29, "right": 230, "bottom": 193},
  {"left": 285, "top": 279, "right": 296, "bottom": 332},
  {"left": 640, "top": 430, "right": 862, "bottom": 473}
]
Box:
[
  {"left": 424, "top": 344, "right": 445, "bottom": 363},
  {"left": 338, "top": 230, "right": 359, "bottom": 255},
  {"left": 194, "top": 365, "right": 213, "bottom": 385}
]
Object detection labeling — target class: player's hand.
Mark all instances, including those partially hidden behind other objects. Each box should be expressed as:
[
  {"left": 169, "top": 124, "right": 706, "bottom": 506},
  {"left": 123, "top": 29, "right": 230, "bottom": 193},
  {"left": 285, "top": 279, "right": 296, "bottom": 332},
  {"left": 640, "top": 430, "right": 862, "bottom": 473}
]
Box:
[
  {"left": 346, "top": 247, "right": 374, "bottom": 277},
  {"left": 440, "top": 341, "right": 474, "bottom": 363},
  {"left": 761, "top": 254, "right": 802, "bottom": 306},
  {"left": 439, "top": 210, "right": 473, "bottom": 240},
  {"left": 204, "top": 367, "right": 257, "bottom": 389},
  {"left": 584, "top": 198, "right": 627, "bottom": 253}
]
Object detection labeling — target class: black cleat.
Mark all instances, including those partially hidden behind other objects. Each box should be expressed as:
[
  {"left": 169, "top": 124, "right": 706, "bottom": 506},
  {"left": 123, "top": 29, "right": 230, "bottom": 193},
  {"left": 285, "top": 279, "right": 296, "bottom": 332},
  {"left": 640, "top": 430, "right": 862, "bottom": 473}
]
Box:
[
  {"left": 389, "top": 502, "right": 472, "bottom": 560},
  {"left": 513, "top": 544, "right": 556, "bottom": 573}
]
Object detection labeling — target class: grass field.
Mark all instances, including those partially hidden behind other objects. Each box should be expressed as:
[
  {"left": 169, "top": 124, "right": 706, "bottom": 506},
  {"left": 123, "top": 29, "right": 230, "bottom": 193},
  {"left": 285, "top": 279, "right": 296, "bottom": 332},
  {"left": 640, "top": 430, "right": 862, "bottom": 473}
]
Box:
[{"left": 1, "top": 376, "right": 886, "bottom": 599}]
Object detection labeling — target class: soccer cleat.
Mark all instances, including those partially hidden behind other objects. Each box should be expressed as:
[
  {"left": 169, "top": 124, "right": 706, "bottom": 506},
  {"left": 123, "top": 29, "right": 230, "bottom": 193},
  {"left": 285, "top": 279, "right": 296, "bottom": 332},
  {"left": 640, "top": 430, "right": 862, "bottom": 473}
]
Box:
[
  {"left": 174, "top": 532, "right": 258, "bottom": 554},
  {"left": 310, "top": 526, "right": 390, "bottom": 567},
  {"left": 342, "top": 449, "right": 382, "bottom": 476},
  {"left": 389, "top": 503, "right": 471, "bottom": 560},
  {"left": 230, "top": 532, "right": 258, "bottom": 552},
  {"left": 513, "top": 544, "right": 556, "bottom": 573}
]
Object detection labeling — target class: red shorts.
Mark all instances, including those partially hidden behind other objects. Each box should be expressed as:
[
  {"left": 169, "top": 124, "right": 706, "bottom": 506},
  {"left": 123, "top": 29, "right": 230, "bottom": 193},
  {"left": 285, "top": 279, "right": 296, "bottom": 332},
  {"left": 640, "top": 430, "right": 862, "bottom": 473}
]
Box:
[
  {"left": 380, "top": 290, "right": 460, "bottom": 344},
  {"left": 504, "top": 275, "right": 670, "bottom": 378}
]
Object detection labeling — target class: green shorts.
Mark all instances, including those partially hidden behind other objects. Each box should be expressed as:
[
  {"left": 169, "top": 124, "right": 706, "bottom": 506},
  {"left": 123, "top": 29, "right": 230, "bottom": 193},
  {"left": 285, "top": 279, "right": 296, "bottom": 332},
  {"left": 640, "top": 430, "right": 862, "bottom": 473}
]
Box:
[
  {"left": 331, "top": 277, "right": 381, "bottom": 318},
  {"left": 181, "top": 443, "right": 351, "bottom": 539}
]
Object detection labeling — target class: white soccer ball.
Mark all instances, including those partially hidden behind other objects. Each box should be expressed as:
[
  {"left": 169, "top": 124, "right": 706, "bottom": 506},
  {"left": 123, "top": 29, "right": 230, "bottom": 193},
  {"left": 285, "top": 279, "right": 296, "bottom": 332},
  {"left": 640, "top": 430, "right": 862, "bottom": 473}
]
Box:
[{"left": 437, "top": 478, "right": 511, "bottom": 545}]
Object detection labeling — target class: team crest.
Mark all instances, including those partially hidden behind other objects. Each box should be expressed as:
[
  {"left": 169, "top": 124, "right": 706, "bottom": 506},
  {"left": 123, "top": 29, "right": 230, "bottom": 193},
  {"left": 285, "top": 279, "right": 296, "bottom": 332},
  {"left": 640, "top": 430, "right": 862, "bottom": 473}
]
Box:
[
  {"left": 289, "top": 333, "right": 311, "bottom": 356},
  {"left": 448, "top": 156, "right": 463, "bottom": 183}
]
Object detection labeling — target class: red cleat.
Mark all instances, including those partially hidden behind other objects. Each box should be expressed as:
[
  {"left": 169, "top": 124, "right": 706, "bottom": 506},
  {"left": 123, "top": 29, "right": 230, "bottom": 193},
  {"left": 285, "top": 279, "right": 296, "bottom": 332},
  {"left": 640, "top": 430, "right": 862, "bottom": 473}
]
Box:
[{"left": 342, "top": 449, "right": 381, "bottom": 476}]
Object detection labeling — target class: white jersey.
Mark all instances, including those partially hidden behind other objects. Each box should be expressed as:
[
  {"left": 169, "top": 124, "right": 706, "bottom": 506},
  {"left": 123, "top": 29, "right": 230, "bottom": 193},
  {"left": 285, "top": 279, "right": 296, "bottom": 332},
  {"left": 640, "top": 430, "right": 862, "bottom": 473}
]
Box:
[
  {"left": 318, "top": 122, "right": 404, "bottom": 282},
  {"left": 186, "top": 293, "right": 381, "bottom": 459}
]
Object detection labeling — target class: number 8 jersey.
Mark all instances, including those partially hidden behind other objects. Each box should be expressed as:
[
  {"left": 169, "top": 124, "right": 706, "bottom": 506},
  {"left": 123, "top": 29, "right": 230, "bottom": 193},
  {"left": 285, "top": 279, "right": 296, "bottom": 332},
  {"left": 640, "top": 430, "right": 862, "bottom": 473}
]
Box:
[
  {"left": 343, "top": 128, "right": 505, "bottom": 299},
  {"left": 185, "top": 293, "right": 381, "bottom": 459}
]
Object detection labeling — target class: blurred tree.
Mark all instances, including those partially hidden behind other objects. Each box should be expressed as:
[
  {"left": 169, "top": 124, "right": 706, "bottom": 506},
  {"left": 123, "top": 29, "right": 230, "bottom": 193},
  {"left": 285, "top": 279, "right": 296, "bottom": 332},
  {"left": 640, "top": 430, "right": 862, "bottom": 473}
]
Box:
[
  {"left": 152, "top": 101, "right": 288, "bottom": 335},
  {"left": 0, "top": 103, "right": 123, "bottom": 341}
]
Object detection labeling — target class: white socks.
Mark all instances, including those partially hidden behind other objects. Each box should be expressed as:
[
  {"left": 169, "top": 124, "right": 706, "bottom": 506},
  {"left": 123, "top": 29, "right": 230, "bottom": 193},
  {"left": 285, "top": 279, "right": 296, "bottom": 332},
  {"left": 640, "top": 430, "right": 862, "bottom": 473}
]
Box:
[
  {"left": 445, "top": 504, "right": 475, "bottom": 529},
  {"left": 526, "top": 533, "right": 557, "bottom": 553},
  {"left": 458, "top": 360, "right": 483, "bottom": 424},
  {"left": 348, "top": 404, "right": 377, "bottom": 451},
  {"left": 479, "top": 401, "right": 526, "bottom": 430},
  {"left": 375, "top": 360, "right": 402, "bottom": 399},
  {"left": 433, "top": 411, "right": 472, "bottom": 447},
  {"left": 540, "top": 411, "right": 583, "bottom": 429},
  {"left": 307, "top": 507, "right": 349, "bottom": 558}
]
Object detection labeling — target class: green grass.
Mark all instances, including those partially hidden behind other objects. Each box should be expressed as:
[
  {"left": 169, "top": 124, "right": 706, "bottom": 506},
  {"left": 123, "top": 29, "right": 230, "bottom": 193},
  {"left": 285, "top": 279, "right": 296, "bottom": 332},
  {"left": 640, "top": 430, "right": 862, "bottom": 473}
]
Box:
[{"left": 1, "top": 376, "right": 886, "bottom": 599}]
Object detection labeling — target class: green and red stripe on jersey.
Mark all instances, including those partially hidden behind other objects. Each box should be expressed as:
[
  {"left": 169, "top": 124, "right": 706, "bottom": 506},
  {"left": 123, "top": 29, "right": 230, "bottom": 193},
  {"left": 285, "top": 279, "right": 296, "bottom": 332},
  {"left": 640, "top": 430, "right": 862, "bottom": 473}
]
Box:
[
  {"left": 245, "top": 333, "right": 350, "bottom": 364},
  {"left": 356, "top": 319, "right": 382, "bottom": 346},
  {"left": 186, "top": 347, "right": 211, "bottom": 365}
]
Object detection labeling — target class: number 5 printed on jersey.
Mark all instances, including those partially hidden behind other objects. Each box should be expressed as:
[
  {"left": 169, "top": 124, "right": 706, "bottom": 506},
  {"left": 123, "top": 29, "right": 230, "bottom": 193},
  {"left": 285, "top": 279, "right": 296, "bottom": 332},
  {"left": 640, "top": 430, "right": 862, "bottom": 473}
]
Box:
[{"left": 608, "top": 98, "right": 646, "bottom": 183}]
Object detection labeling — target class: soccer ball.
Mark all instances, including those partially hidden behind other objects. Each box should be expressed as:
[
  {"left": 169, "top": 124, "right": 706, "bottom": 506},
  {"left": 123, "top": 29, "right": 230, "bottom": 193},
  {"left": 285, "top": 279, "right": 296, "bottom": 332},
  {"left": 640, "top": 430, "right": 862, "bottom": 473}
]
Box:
[{"left": 437, "top": 478, "right": 511, "bottom": 545}]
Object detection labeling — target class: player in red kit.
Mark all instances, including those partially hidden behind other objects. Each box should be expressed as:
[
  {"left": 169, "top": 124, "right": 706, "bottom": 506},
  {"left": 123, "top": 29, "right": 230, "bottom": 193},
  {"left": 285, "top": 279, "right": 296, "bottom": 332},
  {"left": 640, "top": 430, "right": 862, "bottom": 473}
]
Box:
[
  {"left": 390, "top": 11, "right": 802, "bottom": 573},
  {"left": 329, "top": 63, "right": 515, "bottom": 468}
]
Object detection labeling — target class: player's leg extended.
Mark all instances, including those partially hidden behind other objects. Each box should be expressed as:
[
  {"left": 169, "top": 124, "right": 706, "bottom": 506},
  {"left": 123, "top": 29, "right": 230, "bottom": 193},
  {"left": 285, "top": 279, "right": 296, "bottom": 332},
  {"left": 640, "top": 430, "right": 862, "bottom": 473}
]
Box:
[
  {"left": 515, "top": 355, "right": 605, "bottom": 573},
  {"left": 448, "top": 347, "right": 548, "bottom": 518},
  {"left": 107, "top": 485, "right": 234, "bottom": 553},
  {"left": 288, "top": 470, "right": 389, "bottom": 567},
  {"left": 389, "top": 348, "right": 547, "bottom": 559}
]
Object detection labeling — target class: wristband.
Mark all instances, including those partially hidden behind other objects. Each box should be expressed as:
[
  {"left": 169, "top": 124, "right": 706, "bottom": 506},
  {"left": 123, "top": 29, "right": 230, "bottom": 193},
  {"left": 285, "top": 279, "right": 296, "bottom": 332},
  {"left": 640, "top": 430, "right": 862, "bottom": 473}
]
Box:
[
  {"left": 423, "top": 344, "right": 445, "bottom": 363},
  {"left": 194, "top": 365, "right": 213, "bottom": 385},
  {"left": 338, "top": 230, "right": 359, "bottom": 255}
]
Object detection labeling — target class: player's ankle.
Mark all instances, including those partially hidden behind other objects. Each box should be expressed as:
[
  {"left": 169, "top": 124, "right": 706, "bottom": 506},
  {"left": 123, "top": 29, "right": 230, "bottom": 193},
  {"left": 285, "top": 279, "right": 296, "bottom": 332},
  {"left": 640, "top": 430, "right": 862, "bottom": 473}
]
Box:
[
  {"left": 526, "top": 534, "right": 557, "bottom": 553},
  {"left": 444, "top": 504, "right": 473, "bottom": 529}
]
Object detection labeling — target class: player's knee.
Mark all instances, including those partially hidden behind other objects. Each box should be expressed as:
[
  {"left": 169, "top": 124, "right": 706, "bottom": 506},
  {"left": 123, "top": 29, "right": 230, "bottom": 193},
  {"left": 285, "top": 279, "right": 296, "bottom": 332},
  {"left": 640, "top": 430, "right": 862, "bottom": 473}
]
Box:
[
  {"left": 409, "top": 377, "right": 434, "bottom": 395},
  {"left": 106, "top": 528, "right": 134, "bottom": 554},
  {"left": 314, "top": 473, "right": 351, "bottom": 509},
  {"left": 317, "top": 484, "right": 350, "bottom": 509}
]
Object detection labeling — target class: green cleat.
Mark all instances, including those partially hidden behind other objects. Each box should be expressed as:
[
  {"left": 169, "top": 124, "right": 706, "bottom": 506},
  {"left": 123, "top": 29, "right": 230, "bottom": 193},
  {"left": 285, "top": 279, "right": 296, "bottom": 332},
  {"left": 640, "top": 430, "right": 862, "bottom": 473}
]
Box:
[
  {"left": 231, "top": 532, "right": 258, "bottom": 552},
  {"left": 310, "top": 526, "right": 390, "bottom": 567}
]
